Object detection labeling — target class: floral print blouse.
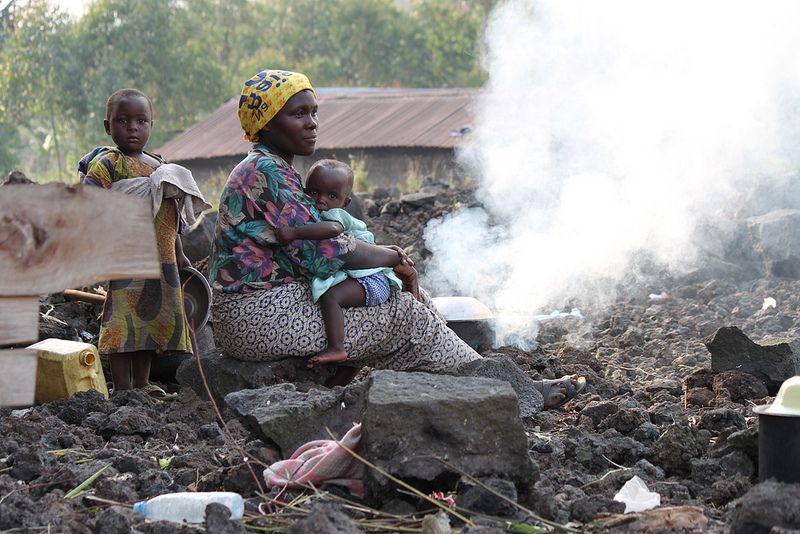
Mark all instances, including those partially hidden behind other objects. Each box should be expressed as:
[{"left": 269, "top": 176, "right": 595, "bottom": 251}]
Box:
[{"left": 209, "top": 145, "right": 355, "bottom": 294}]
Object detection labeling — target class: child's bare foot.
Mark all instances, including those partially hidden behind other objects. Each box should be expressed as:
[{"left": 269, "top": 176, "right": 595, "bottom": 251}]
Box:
[
  {"left": 308, "top": 347, "right": 348, "bottom": 368},
  {"left": 394, "top": 261, "right": 420, "bottom": 301}
]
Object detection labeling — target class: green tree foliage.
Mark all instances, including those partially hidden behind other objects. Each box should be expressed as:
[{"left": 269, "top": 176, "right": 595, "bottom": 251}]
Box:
[
  {"left": 406, "top": 0, "right": 487, "bottom": 87},
  {"left": 73, "top": 0, "right": 229, "bottom": 147},
  {"left": 0, "top": 0, "right": 490, "bottom": 180}
]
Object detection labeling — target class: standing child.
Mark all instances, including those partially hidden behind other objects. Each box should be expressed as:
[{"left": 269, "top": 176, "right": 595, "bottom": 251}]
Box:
[
  {"left": 276, "top": 159, "right": 418, "bottom": 368},
  {"left": 79, "top": 88, "right": 195, "bottom": 399}
]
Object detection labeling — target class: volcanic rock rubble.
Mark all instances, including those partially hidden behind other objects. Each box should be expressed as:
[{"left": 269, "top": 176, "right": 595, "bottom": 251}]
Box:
[{"left": 2, "top": 180, "right": 800, "bottom": 533}]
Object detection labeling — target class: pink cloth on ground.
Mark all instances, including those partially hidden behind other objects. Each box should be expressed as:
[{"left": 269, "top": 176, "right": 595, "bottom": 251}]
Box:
[{"left": 264, "top": 422, "right": 364, "bottom": 496}]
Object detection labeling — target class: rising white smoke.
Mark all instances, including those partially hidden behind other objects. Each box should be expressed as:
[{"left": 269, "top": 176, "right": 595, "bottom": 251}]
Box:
[{"left": 424, "top": 0, "right": 800, "bottom": 346}]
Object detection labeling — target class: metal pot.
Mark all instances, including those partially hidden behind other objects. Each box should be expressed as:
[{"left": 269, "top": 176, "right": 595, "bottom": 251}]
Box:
[
  {"left": 431, "top": 296, "right": 495, "bottom": 350},
  {"left": 753, "top": 376, "right": 800, "bottom": 483}
]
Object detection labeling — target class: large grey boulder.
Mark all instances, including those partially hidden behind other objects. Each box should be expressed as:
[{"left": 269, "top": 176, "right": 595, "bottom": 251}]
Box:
[
  {"left": 176, "top": 349, "right": 338, "bottom": 402},
  {"left": 726, "top": 481, "right": 800, "bottom": 534},
  {"left": 224, "top": 381, "right": 368, "bottom": 456},
  {"left": 705, "top": 326, "right": 800, "bottom": 394},
  {"left": 747, "top": 208, "right": 800, "bottom": 278},
  {"left": 457, "top": 354, "right": 544, "bottom": 417},
  {"left": 686, "top": 218, "right": 763, "bottom": 282},
  {"left": 399, "top": 191, "right": 438, "bottom": 208},
  {"left": 361, "top": 370, "right": 538, "bottom": 506},
  {"left": 181, "top": 211, "right": 217, "bottom": 262}
]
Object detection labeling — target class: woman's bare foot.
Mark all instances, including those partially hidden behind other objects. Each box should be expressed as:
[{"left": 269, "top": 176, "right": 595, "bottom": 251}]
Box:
[
  {"left": 308, "top": 347, "right": 348, "bottom": 368},
  {"left": 536, "top": 375, "right": 587, "bottom": 409}
]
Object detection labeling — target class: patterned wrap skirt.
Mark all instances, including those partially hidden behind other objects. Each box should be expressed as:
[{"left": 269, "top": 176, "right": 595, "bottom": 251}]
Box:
[
  {"left": 211, "top": 281, "right": 481, "bottom": 373},
  {"left": 98, "top": 200, "right": 192, "bottom": 356}
]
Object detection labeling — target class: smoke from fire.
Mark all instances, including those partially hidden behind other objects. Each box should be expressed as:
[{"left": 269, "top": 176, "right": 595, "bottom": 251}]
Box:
[{"left": 423, "top": 0, "right": 800, "bottom": 348}]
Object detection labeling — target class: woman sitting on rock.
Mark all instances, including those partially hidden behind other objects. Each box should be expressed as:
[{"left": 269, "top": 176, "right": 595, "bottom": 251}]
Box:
[{"left": 209, "top": 69, "right": 584, "bottom": 409}]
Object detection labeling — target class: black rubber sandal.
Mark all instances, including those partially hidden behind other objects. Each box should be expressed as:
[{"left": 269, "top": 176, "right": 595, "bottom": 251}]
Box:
[{"left": 540, "top": 375, "right": 586, "bottom": 409}]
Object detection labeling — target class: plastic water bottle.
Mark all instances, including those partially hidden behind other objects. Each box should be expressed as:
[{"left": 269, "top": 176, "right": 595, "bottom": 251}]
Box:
[{"left": 133, "top": 491, "right": 244, "bottom": 523}]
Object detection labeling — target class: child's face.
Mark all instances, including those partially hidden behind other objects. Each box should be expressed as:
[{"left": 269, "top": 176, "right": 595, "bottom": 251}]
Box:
[
  {"left": 305, "top": 167, "right": 352, "bottom": 212},
  {"left": 104, "top": 96, "right": 153, "bottom": 155}
]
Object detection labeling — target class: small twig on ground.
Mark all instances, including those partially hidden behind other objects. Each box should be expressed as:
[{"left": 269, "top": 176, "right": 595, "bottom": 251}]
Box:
[
  {"left": 323, "top": 428, "right": 474, "bottom": 527},
  {"left": 429, "top": 456, "right": 579, "bottom": 533},
  {"left": 189, "top": 321, "right": 266, "bottom": 495},
  {"left": 64, "top": 462, "right": 112, "bottom": 499}
]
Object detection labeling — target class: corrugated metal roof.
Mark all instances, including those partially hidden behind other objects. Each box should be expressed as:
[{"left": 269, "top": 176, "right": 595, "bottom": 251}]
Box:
[{"left": 158, "top": 88, "right": 478, "bottom": 162}]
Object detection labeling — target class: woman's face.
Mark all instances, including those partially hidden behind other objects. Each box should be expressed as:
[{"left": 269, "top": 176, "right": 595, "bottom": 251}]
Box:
[{"left": 260, "top": 90, "right": 318, "bottom": 162}]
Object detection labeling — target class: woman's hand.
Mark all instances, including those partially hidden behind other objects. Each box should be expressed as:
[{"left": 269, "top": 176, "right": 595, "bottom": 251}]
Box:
[
  {"left": 382, "top": 245, "right": 414, "bottom": 267},
  {"left": 394, "top": 260, "right": 420, "bottom": 301}
]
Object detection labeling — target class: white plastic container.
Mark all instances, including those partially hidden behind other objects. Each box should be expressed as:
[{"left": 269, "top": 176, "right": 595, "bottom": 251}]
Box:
[{"left": 133, "top": 492, "right": 244, "bottom": 523}]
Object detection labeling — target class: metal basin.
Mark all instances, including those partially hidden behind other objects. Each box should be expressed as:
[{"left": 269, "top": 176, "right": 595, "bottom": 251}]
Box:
[
  {"left": 180, "top": 266, "right": 211, "bottom": 330},
  {"left": 431, "top": 296, "right": 495, "bottom": 350}
]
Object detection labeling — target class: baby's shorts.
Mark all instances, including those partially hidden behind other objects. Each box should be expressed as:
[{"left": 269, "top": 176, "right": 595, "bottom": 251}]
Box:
[{"left": 356, "top": 273, "right": 391, "bottom": 307}]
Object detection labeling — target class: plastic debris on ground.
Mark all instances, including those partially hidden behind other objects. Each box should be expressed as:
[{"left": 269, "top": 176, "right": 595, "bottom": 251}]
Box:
[
  {"left": 534, "top": 308, "right": 584, "bottom": 322},
  {"left": 613, "top": 475, "right": 661, "bottom": 513}
]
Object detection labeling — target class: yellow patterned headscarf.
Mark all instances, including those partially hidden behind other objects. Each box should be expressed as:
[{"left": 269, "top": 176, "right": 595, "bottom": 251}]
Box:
[{"left": 237, "top": 70, "right": 315, "bottom": 142}]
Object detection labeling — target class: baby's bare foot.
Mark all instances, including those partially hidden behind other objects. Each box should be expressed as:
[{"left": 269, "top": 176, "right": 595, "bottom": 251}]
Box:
[{"left": 308, "top": 347, "right": 348, "bottom": 368}]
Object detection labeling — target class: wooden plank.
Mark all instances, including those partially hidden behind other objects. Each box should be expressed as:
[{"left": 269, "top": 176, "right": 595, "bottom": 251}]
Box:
[
  {"left": 0, "top": 296, "right": 39, "bottom": 345},
  {"left": 0, "top": 349, "right": 37, "bottom": 407},
  {"left": 0, "top": 183, "right": 159, "bottom": 296}
]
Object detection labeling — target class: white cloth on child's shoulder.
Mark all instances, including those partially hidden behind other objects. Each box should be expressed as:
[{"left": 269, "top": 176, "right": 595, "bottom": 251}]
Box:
[{"left": 109, "top": 163, "right": 211, "bottom": 228}]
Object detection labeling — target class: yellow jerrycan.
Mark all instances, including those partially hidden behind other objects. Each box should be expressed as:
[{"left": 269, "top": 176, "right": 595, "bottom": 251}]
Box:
[{"left": 29, "top": 338, "right": 109, "bottom": 403}]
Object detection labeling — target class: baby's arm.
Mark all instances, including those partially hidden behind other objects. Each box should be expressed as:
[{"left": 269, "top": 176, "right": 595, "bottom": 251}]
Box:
[{"left": 275, "top": 221, "right": 344, "bottom": 244}]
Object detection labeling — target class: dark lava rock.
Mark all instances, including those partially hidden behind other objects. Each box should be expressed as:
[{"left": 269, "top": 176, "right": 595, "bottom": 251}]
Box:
[
  {"left": 285, "top": 503, "right": 360, "bottom": 534},
  {"left": 713, "top": 370, "right": 769, "bottom": 404},
  {"left": 686, "top": 387, "right": 715, "bottom": 407},
  {"left": 699, "top": 408, "right": 747, "bottom": 432},
  {"left": 95, "top": 476, "right": 138, "bottom": 503},
  {"left": 564, "top": 427, "right": 646, "bottom": 473},
  {"left": 9, "top": 449, "right": 48, "bottom": 482},
  {"left": 205, "top": 502, "right": 247, "bottom": 534},
  {"left": 53, "top": 389, "right": 115, "bottom": 424},
  {"left": 631, "top": 422, "right": 661, "bottom": 444},
  {"left": 570, "top": 496, "right": 624, "bottom": 523},
  {"left": 178, "top": 349, "right": 337, "bottom": 402},
  {"left": 94, "top": 506, "right": 134, "bottom": 534},
  {"left": 726, "top": 480, "right": 800, "bottom": 533},
  {"left": 646, "top": 422, "right": 707, "bottom": 477},
  {"left": 115, "top": 454, "right": 152, "bottom": 475},
  {"left": 458, "top": 478, "right": 518, "bottom": 517},
  {"left": 706, "top": 326, "right": 800, "bottom": 394},
  {"left": 710, "top": 474, "right": 751, "bottom": 506},
  {"left": 225, "top": 381, "right": 368, "bottom": 457},
  {"left": 362, "top": 371, "right": 537, "bottom": 506},
  {"left": 579, "top": 400, "right": 618, "bottom": 427},
  {"left": 137, "top": 469, "right": 174, "bottom": 498},
  {"left": 457, "top": 354, "right": 545, "bottom": 417},
  {"left": 694, "top": 448, "right": 755, "bottom": 483},
  {"left": 685, "top": 366, "right": 714, "bottom": 389},
  {"left": 599, "top": 406, "right": 649, "bottom": 434},
  {"left": 100, "top": 406, "right": 158, "bottom": 437}
]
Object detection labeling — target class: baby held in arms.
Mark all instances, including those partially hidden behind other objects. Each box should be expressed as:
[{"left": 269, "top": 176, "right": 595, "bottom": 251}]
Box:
[{"left": 275, "top": 160, "right": 418, "bottom": 367}]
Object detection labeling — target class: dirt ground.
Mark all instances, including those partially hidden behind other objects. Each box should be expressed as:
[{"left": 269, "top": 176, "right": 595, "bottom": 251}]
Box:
[{"left": 1, "top": 183, "right": 795, "bottom": 533}]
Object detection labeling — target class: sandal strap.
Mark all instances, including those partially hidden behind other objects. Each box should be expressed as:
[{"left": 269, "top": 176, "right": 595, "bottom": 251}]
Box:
[{"left": 541, "top": 375, "right": 586, "bottom": 406}]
